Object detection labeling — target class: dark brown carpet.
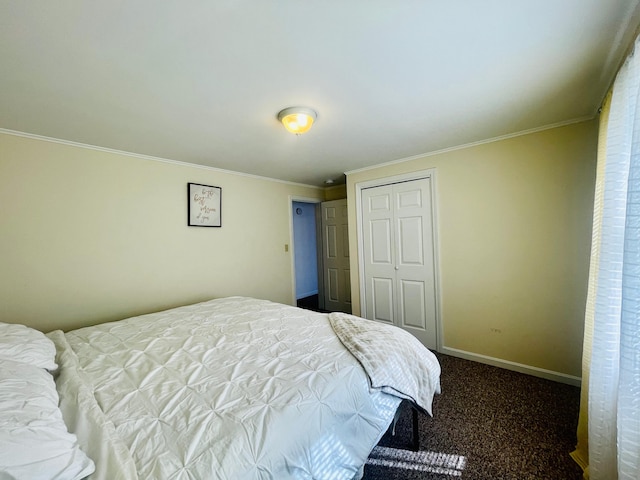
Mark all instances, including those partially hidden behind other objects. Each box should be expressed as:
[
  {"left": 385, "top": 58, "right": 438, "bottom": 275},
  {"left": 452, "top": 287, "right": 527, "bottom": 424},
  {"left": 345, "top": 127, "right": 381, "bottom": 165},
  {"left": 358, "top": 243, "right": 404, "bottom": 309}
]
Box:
[{"left": 364, "top": 353, "right": 583, "bottom": 480}]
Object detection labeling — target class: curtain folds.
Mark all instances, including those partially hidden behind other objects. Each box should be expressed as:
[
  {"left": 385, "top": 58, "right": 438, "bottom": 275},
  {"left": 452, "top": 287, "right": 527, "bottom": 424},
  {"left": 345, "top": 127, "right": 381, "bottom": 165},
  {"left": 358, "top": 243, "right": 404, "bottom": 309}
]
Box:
[
  {"left": 572, "top": 90, "right": 611, "bottom": 478},
  {"left": 574, "top": 33, "right": 640, "bottom": 480}
]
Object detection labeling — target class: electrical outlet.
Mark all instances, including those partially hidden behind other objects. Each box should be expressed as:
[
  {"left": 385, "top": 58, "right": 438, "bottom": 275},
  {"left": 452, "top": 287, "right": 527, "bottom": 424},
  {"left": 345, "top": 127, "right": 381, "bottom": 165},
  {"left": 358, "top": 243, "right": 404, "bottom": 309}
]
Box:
[{"left": 284, "top": 244, "right": 289, "bottom": 252}]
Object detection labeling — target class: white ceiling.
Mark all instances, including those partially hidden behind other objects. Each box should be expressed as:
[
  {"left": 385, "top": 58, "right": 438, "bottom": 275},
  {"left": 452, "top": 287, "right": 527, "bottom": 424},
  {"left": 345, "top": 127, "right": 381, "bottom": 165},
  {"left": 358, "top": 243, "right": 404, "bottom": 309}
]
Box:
[{"left": 1, "top": 1, "right": 639, "bottom": 186}]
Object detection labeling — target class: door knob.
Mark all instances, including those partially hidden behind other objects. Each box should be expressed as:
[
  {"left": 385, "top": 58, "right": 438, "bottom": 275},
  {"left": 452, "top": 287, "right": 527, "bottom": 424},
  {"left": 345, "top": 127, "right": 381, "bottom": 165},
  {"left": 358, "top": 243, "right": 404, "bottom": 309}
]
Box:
[{"left": 395, "top": 266, "right": 399, "bottom": 270}]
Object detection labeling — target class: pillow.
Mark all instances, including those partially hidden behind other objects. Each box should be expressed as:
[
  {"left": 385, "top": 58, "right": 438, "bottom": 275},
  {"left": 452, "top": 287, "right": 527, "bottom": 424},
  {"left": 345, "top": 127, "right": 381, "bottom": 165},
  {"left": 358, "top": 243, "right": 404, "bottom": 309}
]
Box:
[
  {"left": 0, "top": 359, "right": 95, "bottom": 480},
  {"left": 0, "top": 322, "right": 57, "bottom": 370}
]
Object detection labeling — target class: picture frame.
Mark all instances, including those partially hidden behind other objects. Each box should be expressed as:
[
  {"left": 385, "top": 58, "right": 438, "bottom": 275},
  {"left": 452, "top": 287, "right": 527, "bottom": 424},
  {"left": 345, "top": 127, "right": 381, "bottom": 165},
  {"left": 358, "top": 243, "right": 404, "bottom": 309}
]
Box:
[{"left": 188, "top": 182, "right": 222, "bottom": 227}]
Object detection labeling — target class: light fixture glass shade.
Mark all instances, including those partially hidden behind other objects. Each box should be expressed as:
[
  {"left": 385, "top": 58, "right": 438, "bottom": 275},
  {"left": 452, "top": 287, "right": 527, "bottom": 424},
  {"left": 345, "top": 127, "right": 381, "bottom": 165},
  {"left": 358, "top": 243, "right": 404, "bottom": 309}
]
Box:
[{"left": 278, "top": 107, "right": 317, "bottom": 135}]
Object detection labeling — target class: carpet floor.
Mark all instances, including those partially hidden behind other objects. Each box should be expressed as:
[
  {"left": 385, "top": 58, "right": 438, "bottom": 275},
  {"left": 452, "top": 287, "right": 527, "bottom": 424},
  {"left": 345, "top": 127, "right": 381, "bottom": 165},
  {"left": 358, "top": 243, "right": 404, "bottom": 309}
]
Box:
[{"left": 363, "top": 353, "right": 584, "bottom": 480}]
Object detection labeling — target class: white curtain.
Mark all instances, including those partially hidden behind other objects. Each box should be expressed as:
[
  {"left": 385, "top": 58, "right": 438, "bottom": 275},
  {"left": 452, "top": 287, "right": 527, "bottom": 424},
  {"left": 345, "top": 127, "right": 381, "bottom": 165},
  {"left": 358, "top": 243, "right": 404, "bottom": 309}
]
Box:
[{"left": 587, "top": 33, "right": 640, "bottom": 480}]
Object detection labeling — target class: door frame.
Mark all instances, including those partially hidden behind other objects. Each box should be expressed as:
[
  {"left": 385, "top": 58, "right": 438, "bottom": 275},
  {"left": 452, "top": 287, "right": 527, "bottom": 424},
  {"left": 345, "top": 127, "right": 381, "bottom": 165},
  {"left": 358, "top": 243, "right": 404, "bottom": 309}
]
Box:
[
  {"left": 288, "top": 195, "right": 323, "bottom": 306},
  {"left": 354, "top": 168, "right": 443, "bottom": 351}
]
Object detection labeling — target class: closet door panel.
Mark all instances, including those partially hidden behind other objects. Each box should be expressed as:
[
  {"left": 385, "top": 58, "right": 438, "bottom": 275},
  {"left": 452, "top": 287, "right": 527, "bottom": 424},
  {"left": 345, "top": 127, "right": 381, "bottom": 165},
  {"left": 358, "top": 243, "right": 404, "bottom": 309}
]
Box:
[{"left": 361, "top": 177, "right": 438, "bottom": 349}]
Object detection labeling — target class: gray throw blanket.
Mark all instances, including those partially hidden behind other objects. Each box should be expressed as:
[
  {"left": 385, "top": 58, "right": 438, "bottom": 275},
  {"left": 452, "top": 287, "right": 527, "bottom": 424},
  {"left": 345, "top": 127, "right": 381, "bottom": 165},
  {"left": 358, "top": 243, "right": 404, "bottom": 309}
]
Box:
[{"left": 329, "top": 312, "right": 441, "bottom": 415}]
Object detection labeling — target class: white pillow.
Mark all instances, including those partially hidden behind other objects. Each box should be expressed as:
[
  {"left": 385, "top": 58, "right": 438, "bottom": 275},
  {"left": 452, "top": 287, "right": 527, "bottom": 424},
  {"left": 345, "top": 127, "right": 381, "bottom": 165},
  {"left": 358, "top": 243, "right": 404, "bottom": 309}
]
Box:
[
  {"left": 0, "top": 359, "right": 95, "bottom": 480},
  {"left": 0, "top": 322, "right": 57, "bottom": 370}
]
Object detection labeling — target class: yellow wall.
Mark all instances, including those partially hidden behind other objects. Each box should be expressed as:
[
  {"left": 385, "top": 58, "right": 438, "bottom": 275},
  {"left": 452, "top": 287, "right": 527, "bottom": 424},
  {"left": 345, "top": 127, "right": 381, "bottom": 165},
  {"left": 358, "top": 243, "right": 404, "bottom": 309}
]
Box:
[
  {"left": 0, "top": 132, "right": 323, "bottom": 332},
  {"left": 324, "top": 184, "right": 347, "bottom": 201},
  {"left": 346, "top": 120, "right": 598, "bottom": 377}
]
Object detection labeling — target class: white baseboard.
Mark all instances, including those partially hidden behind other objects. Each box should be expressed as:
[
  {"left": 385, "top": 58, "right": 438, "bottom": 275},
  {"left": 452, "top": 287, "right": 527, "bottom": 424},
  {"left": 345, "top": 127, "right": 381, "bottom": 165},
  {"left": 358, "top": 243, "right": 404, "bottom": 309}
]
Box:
[{"left": 439, "top": 346, "right": 582, "bottom": 387}]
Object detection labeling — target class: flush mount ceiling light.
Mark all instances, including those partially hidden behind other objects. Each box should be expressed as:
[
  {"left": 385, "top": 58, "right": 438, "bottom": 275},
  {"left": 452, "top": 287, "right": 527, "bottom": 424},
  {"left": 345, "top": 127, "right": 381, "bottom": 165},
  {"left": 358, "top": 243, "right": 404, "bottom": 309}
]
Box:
[{"left": 277, "top": 107, "right": 317, "bottom": 135}]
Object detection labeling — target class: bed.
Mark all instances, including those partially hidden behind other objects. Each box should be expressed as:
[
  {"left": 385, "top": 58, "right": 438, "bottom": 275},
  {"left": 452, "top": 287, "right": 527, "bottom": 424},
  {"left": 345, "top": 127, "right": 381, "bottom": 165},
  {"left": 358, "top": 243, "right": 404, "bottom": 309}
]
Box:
[{"left": 0, "top": 296, "right": 440, "bottom": 480}]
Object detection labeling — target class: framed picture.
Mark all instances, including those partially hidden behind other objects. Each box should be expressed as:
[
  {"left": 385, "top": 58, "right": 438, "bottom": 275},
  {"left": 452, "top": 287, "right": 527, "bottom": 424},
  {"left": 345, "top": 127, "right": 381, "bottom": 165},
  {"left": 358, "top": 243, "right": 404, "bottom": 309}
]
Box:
[{"left": 188, "top": 183, "right": 222, "bottom": 227}]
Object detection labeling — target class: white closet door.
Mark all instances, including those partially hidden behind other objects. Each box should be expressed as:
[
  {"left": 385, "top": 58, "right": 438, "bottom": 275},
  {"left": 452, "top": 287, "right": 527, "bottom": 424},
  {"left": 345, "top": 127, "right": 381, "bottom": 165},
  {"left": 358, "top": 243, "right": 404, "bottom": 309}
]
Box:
[
  {"left": 362, "top": 178, "right": 437, "bottom": 348},
  {"left": 393, "top": 178, "right": 436, "bottom": 348},
  {"left": 362, "top": 184, "right": 396, "bottom": 325},
  {"left": 321, "top": 199, "right": 352, "bottom": 313}
]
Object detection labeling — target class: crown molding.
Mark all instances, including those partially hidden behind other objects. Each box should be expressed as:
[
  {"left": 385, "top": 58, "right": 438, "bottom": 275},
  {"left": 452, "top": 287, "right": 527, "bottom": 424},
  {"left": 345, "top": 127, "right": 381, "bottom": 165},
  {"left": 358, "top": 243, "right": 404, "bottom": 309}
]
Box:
[
  {"left": 0, "top": 128, "right": 323, "bottom": 190},
  {"left": 345, "top": 115, "right": 595, "bottom": 176}
]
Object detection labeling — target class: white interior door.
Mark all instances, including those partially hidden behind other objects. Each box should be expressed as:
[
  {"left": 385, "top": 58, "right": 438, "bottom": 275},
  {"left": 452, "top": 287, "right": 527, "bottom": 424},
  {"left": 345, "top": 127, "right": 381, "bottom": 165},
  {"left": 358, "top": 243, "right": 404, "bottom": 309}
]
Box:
[
  {"left": 362, "top": 178, "right": 437, "bottom": 348},
  {"left": 362, "top": 184, "right": 396, "bottom": 325},
  {"left": 321, "top": 199, "right": 352, "bottom": 313}
]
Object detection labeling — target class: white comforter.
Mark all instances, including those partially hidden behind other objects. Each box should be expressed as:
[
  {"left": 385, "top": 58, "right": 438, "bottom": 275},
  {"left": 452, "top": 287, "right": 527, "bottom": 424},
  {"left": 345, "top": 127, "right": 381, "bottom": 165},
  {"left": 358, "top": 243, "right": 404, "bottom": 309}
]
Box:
[{"left": 48, "top": 297, "right": 418, "bottom": 480}]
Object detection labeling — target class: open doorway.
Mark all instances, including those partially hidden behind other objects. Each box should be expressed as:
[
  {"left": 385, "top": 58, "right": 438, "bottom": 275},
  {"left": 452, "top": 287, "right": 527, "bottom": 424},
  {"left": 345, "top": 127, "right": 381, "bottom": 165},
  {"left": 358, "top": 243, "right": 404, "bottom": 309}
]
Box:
[
  {"left": 291, "top": 200, "right": 323, "bottom": 311},
  {"left": 290, "top": 197, "right": 351, "bottom": 314}
]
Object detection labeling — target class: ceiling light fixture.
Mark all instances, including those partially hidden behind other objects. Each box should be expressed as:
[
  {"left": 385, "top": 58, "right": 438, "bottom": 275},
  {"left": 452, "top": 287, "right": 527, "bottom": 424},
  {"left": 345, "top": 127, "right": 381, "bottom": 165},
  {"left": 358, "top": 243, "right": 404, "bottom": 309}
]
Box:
[{"left": 277, "top": 107, "right": 317, "bottom": 135}]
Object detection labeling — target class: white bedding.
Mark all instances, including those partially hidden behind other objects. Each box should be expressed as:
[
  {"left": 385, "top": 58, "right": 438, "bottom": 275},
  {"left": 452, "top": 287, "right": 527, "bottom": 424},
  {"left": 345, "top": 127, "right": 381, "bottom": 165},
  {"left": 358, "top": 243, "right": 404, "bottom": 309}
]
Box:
[
  {"left": 0, "top": 360, "right": 95, "bottom": 480},
  {"left": 47, "top": 297, "right": 439, "bottom": 480}
]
